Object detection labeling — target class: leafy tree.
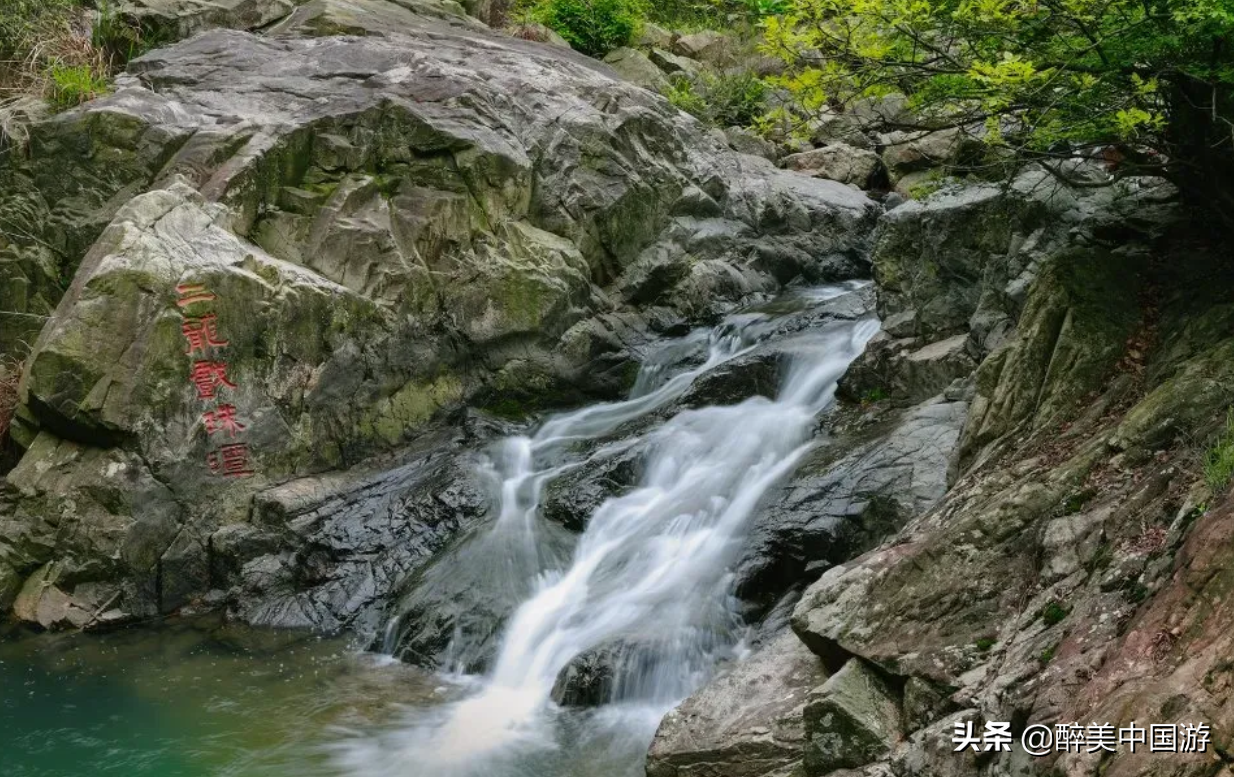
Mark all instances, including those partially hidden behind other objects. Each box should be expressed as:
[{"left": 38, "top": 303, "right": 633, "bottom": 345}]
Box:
[{"left": 762, "top": 0, "right": 1234, "bottom": 222}]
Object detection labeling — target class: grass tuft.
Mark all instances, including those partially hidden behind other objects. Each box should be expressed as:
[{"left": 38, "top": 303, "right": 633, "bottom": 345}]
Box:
[{"left": 1204, "top": 408, "right": 1234, "bottom": 493}]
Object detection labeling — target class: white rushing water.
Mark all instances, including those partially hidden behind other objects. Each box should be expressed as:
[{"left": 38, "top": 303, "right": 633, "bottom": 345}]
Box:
[{"left": 331, "top": 284, "right": 878, "bottom": 777}]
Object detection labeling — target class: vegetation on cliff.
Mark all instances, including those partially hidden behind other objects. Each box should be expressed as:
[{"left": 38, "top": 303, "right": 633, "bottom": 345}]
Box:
[{"left": 763, "top": 0, "right": 1234, "bottom": 223}]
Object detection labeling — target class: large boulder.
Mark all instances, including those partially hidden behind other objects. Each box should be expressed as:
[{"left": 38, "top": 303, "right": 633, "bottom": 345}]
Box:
[
  {"left": 783, "top": 144, "right": 885, "bottom": 189},
  {"left": 0, "top": 15, "right": 878, "bottom": 629},
  {"left": 116, "top": 0, "right": 299, "bottom": 37},
  {"left": 878, "top": 128, "right": 982, "bottom": 178},
  {"left": 735, "top": 395, "right": 968, "bottom": 609},
  {"left": 671, "top": 31, "right": 728, "bottom": 60},
  {"left": 603, "top": 47, "right": 670, "bottom": 91},
  {"left": 647, "top": 631, "right": 825, "bottom": 777},
  {"left": 803, "top": 658, "right": 903, "bottom": 775},
  {"left": 869, "top": 172, "right": 1176, "bottom": 350}
]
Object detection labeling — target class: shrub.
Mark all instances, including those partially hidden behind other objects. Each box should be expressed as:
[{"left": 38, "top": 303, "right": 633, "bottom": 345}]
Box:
[
  {"left": 531, "top": 0, "right": 643, "bottom": 58},
  {"left": 0, "top": 0, "right": 115, "bottom": 121},
  {"left": 1040, "top": 601, "right": 1070, "bottom": 627},
  {"left": 1204, "top": 408, "right": 1234, "bottom": 493},
  {"left": 664, "top": 71, "right": 767, "bottom": 128},
  {"left": 646, "top": 0, "right": 782, "bottom": 30}
]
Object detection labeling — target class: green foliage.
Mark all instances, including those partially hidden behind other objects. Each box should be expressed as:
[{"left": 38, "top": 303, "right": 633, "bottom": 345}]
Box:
[
  {"left": 1040, "top": 601, "right": 1070, "bottom": 627},
  {"left": 531, "top": 0, "right": 644, "bottom": 57},
  {"left": 93, "top": 2, "right": 173, "bottom": 64},
  {"left": 0, "top": 0, "right": 80, "bottom": 59},
  {"left": 975, "top": 637, "right": 995, "bottom": 652},
  {"left": 761, "top": 0, "right": 1234, "bottom": 188},
  {"left": 665, "top": 72, "right": 768, "bottom": 127},
  {"left": 1204, "top": 408, "right": 1234, "bottom": 492},
  {"left": 646, "top": 0, "right": 781, "bottom": 30},
  {"left": 1039, "top": 645, "right": 1056, "bottom": 664},
  {"left": 860, "top": 386, "right": 888, "bottom": 404},
  {"left": 1063, "top": 487, "right": 1098, "bottom": 515},
  {"left": 904, "top": 171, "right": 946, "bottom": 200},
  {"left": 47, "top": 63, "right": 109, "bottom": 109}
]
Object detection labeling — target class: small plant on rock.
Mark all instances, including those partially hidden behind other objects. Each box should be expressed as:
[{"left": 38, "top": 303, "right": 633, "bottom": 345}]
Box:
[
  {"left": 1040, "top": 601, "right": 1070, "bottom": 627},
  {"left": 1204, "top": 408, "right": 1234, "bottom": 493},
  {"left": 859, "top": 387, "right": 887, "bottom": 406},
  {"left": 46, "top": 62, "right": 109, "bottom": 109}
]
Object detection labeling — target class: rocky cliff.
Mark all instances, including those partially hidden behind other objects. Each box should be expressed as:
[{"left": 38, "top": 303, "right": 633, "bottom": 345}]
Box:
[
  {"left": 2, "top": 3, "right": 1234, "bottom": 777},
  {"left": 648, "top": 170, "right": 1234, "bottom": 777},
  {"left": 0, "top": 3, "right": 875, "bottom": 631}
]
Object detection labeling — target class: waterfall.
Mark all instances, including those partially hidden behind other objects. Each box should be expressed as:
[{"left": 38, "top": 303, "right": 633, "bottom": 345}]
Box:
[{"left": 331, "top": 283, "right": 878, "bottom": 777}]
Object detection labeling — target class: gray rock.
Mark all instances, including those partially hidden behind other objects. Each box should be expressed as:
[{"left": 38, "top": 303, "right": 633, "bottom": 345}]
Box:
[
  {"left": 650, "top": 48, "right": 701, "bottom": 77},
  {"left": 809, "top": 110, "right": 873, "bottom": 149},
  {"left": 265, "top": 0, "right": 475, "bottom": 34},
  {"left": 840, "top": 332, "right": 977, "bottom": 406},
  {"left": 505, "top": 22, "right": 572, "bottom": 47},
  {"left": 542, "top": 445, "right": 642, "bottom": 531},
  {"left": 879, "top": 128, "right": 982, "bottom": 177},
  {"left": 636, "top": 22, "right": 674, "bottom": 50},
  {"left": 891, "top": 710, "right": 982, "bottom": 777},
  {"left": 671, "top": 30, "right": 727, "bottom": 60},
  {"left": 603, "top": 46, "right": 669, "bottom": 91},
  {"left": 679, "top": 351, "right": 782, "bottom": 407},
  {"left": 850, "top": 93, "right": 913, "bottom": 128},
  {"left": 160, "top": 528, "right": 210, "bottom": 613},
  {"left": 803, "top": 658, "right": 902, "bottom": 775},
  {"left": 647, "top": 630, "right": 824, "bottom": 777},
  {"left": 236, "top": 434, "right": 493, "bottom": 635},
  {"left": 551, "top": 646, "right": 619, "bottom": 706},
  {"left": 725, "top": 126, "right": 778, "bottom": 161},
  {"left": 117, "top": 0, "right": 296, "bottom": 38},
  {"left": 783, "top": 144, "right": 885, "bottom": 189},
  {"left": 736, "top": 396, "right": 968, "bottom": 608}
]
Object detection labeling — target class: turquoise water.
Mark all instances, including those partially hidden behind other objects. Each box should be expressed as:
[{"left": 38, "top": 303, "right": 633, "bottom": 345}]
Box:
[{"left": 0, "top": 618, "right": 442, "bottom": 777}]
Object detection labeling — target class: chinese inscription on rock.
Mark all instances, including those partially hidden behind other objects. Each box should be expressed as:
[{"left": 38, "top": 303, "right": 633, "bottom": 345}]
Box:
[{"left": 175, "top": 283, "right": 255, "bottom": 478}]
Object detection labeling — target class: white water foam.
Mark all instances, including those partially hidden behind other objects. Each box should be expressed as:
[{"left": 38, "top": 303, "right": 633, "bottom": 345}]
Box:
[{"left": 331, "top": 285, "right": 878, "bottom": 777}]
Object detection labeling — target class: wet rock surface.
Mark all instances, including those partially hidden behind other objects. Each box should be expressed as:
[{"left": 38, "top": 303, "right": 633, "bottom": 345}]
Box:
[
  {"left": 0, "top": 8, "right": 877, "bottom": 628},
  {"left": 647, "top": 170, "right": 1234, "bottom": 777}
]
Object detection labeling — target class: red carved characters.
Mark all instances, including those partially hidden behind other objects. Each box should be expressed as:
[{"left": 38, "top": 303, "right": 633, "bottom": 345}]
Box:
[
  {"left": 202, "top": 404, "right": 246, "bottom": 438},
  {"left": 207, "top": 443, "right": 255, "bottom": 478},
  {"left": 189, "top": 361, "right": 237, "bottom": 400},
  {"left": 175, "top": 283, "right": 217, "bottom": 308},
  {"left": 181, "top": 314, "right": 229, "bottom": 355},
  {"left": 176, "top": 281, "right": 255, "bottom": 478}
]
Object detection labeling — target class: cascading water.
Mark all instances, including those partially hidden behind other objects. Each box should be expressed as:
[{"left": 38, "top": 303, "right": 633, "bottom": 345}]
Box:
[{"left": 331, "top": 283, "right": 879, "bottom": 777}]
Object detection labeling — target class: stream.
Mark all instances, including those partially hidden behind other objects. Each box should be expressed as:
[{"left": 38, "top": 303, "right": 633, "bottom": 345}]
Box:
[{"left": 0, "top": 283, "right": 877, "bottom": 777}]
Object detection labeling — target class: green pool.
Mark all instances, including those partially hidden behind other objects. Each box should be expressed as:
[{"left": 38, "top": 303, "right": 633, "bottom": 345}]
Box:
[{"left": 0, "top": 617, "right": 443, "bottom": 777}]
